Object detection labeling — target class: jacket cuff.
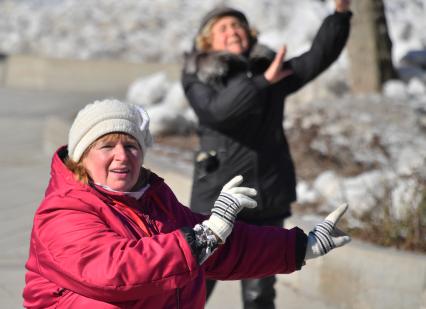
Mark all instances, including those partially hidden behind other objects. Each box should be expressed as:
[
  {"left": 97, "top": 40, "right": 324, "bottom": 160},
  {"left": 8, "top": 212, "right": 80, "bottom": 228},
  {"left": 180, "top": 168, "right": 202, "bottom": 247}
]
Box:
[
  {"left": 294, "top": 227, "right": 308, "bottom": 270},
  {"left": 180, "top": 226, "right": 199, "bottom": 258},
  {"left": 333, "top": 11, "right": 353, "bottom": 19},
  {"left": 251, "top": 74, "right": 271, "bottom": 90}
]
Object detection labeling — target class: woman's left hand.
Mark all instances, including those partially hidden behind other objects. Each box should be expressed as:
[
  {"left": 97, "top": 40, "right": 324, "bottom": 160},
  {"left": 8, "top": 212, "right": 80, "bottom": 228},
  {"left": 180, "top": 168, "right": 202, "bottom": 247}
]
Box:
[
  {"left": 305, "top": 203, "right": 351, "bottom": 260},
  {"left": 203, "top": 175, "right": 257, "bottom": 243},
  {"left": 335, "top": 0, "right": 351, "bottom": 13},
  {"left": 264, "top": 45, "right": 293, "bottom": 84}
]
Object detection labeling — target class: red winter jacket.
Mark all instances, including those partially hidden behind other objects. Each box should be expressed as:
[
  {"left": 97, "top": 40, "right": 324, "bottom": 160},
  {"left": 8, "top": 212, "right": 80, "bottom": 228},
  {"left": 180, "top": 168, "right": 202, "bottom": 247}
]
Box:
[{"left": 23, "top": 147, "right": 307, "bottom": 308}]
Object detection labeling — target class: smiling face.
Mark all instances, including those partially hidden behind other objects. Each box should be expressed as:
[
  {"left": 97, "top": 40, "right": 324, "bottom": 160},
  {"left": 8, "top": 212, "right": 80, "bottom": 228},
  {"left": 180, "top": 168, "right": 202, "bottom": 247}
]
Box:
[
  {"left": 82, "top": 133, "right": 142, "bottom": 192},
  {"left": 209, "top": 16, "right": 250, "bottom": 54}
]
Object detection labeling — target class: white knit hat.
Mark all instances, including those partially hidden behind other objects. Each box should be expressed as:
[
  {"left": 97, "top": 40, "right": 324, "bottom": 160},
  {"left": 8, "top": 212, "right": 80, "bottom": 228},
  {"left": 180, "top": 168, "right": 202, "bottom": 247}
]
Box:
[{"left": 68, "top": 99, "right": 153, "bottom": 162}]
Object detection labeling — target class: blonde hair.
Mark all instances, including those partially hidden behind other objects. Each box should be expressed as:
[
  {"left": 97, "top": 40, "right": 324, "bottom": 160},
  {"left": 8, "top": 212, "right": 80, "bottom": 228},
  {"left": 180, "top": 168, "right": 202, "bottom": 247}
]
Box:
[
  {"left": 195, "top": 17, "right": 258, "bottom": 52},
  {"left": 65, "top": 133, "right": 139, "bottom": 184}
]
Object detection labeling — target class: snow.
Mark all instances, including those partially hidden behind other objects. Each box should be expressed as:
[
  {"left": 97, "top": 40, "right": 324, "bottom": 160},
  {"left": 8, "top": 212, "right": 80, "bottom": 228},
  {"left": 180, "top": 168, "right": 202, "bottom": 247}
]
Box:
[
  {"left": 127, "top": 72, "right": 170, "bottom": 107},
  {"left": 1, "top": 0, "right": 425, "bottom": 65},
  {"left": 383, "top": 80, "right": 408, "bottom": 99},
  {"left": 1, "top": 0, "right": 426, "bottom": 221}
]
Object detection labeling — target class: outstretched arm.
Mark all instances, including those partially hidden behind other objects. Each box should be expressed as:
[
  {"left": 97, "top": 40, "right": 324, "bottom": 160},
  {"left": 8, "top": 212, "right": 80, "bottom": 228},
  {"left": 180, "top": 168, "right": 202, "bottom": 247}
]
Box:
[{"left": 202, "top": 204, "right": 351, "bottom": 280}]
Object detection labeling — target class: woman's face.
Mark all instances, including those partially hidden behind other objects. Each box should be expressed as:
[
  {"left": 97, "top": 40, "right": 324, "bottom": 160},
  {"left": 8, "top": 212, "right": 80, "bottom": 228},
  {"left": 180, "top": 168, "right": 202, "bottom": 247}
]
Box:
[
  {"left": 210, "top": 16, "right": 250, "bottom": 54},
  {"left": 83, "top": 134, "right": 142, "bottom": 192}
]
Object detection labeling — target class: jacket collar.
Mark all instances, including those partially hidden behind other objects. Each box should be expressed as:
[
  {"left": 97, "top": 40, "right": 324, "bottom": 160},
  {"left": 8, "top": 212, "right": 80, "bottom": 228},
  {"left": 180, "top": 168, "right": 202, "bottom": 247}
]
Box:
[{"left": 183, "top": 43, "right": 275, "bottom": 84}]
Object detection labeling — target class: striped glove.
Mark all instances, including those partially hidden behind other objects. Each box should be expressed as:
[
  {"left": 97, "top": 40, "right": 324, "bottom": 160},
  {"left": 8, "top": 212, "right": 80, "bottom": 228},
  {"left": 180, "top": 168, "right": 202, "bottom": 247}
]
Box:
[
  {"left": 305, "top": 203, "right": 351, "bottom": 260},
  {"left": 203, "top": 175, "right": 257, "bottom": 243}
]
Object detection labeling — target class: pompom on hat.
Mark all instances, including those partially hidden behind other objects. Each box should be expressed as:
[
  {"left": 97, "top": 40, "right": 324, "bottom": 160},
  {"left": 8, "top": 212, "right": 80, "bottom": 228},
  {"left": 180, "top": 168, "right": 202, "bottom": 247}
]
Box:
[{"left": 68, "top": 99, "right": 153, "bottom": 162}]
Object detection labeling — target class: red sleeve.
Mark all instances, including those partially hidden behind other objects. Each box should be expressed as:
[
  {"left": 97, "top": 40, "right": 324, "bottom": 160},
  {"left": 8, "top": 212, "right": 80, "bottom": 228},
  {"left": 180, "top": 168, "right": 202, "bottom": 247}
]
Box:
[
  {"left": 147, "top": 182, "right": 307, "bottom": 280},
  {"left": 203, "top": 222, "right": 307, "bottom": 279}
]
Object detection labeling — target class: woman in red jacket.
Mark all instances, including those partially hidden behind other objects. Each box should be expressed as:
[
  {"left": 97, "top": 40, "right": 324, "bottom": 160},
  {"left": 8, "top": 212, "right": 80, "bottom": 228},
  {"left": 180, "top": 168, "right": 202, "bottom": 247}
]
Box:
[{"left": 23, "top": 99, "right": 350, "bottom": 308}]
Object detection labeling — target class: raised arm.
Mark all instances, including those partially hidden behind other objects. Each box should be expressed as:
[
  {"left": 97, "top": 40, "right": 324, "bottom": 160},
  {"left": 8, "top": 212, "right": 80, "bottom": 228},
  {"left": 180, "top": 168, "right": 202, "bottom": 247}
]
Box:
[{"left": 278, "top": 2, "right": 352, "bottom": 94}]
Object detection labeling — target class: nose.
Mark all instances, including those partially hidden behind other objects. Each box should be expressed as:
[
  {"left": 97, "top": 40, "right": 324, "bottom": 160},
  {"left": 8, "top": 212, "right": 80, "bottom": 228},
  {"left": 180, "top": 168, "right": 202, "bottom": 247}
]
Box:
[
  {"left": 113, "top": 144, "right": 128, "bottom": 161},
  {"left": 227, "top": 26, "right": 238, "bottom": 36}
]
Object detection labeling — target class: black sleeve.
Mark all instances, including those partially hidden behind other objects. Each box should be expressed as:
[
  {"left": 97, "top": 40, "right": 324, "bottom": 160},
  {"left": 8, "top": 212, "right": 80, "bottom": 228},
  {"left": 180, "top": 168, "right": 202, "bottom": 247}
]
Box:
[
  {"left": 295, "top": 228, "right": 308, "bottom": 270},
  {"left": 181, "top": 72, "right": 270, "bottom": 129},
  {"left": 180, "top": 225, "right": 220, "bottom": 265},
  {"left": 279, "top": 11, "right": 353, "bottom": 94},
  {"left": 180, "top": 227, "right": 199, "bottom": 258}
]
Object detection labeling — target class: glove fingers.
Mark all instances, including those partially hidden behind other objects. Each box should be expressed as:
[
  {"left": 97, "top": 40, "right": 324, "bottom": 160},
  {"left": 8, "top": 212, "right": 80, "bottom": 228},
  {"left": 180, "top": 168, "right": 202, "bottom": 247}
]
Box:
[
  {"left": 228, "top": 187, "right": 257, "bottom": 197},
  {"left": 332, "top": 235, "right": 351, "bottom": 248},
  {"left": 238, "top": 196, "right": 257, "bottom": 209},
  {"left": 222, "top": 175, "right": 244, "bottom": 191},
  {"left": 325, "top": 203, "right": 348, "bottom": 225}
]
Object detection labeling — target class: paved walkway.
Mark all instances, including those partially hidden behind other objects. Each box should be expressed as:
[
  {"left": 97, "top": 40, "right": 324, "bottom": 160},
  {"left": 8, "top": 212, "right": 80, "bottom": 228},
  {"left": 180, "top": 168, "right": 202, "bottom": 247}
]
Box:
[
  {"left": 0, "top": 88, "right": 101, "bottom": 308},
  {"left": 0, "top": 87, "right": 424, "bottom": 309}
]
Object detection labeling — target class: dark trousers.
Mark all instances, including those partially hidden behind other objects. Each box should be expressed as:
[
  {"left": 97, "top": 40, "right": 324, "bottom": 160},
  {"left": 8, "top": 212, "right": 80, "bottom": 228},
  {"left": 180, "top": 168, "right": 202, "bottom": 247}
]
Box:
[{"left": 205, "top": 218, "right": 284, "bottom": 309}]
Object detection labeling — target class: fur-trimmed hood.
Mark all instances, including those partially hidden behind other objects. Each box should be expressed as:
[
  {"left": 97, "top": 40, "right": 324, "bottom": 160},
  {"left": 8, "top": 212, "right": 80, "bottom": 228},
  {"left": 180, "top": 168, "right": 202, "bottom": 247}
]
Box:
[{"left": 183, "top": 44, "right": 275, "bottom": 86}]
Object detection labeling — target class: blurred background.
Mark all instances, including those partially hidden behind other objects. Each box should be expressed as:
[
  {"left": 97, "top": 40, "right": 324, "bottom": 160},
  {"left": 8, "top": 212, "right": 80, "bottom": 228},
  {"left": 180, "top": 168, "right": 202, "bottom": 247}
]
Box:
[{"left": 0, "top": 0, "right": 425, "bottom": 308}]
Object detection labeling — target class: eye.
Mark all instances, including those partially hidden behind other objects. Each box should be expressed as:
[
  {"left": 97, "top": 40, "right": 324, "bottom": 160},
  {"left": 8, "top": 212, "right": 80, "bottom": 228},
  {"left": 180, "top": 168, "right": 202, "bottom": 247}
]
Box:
[
  {"left": 99, "top": 143, "right": 114, "bottom": 149},
  {"left": 124, "top": 143, "right": 139, "bottom": 150},
  {"left": 233, "top": 22, "right": 243, "bottom": 29},
  {"left": 218, "top": 25, "right": 227, "bottom": 33}
]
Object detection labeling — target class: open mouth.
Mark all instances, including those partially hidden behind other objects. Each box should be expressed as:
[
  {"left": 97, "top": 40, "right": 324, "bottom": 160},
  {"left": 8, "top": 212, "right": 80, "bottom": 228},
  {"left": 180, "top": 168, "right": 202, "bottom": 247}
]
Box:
[
  {"left": 110, "top": 168, "right": 130, "bottom": 174},
  {"left": 228, "top": 38, "right": 241, "bottom": 45}
]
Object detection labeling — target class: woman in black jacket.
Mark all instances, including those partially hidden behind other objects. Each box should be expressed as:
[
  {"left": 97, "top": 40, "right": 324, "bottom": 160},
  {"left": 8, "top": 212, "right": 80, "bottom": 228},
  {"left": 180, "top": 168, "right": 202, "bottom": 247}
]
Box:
[{"left": 181, "top": 1, "right": 352, "bottom": 308}]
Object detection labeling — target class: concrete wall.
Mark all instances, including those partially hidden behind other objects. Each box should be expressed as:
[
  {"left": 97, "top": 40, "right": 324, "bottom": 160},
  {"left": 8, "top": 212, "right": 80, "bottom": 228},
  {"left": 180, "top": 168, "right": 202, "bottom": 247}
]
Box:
[{"left": 2, "top": 54, "right": 180, "bottom": 96}]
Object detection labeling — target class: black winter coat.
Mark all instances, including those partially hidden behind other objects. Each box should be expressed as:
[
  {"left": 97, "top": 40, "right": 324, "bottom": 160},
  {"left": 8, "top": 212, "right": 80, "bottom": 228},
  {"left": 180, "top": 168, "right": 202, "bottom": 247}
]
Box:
[{"left": 181, "top": 12, "right": 352, "bottom": 222}]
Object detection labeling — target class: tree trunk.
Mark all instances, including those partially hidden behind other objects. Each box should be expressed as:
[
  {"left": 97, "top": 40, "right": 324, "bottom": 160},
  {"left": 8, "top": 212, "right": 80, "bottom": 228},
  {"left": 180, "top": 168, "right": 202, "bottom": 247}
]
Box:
[{"left": 347, "top": 0, "right": 397, "bottom": 93}]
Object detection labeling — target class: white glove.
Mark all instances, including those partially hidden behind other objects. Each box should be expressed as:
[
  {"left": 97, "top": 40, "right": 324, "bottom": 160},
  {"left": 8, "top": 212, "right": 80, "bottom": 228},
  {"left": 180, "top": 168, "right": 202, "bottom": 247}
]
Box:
[
  {"left": 305, "top": 203, "right": 351, "bottom": 260},
  {"left": 203, "top": 175, "right": 257, "bottom": 243}
]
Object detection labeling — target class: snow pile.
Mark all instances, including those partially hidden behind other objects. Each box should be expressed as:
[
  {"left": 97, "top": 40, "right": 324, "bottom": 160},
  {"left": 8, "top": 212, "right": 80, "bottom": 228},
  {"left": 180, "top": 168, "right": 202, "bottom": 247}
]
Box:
[
  {"left": 126, "top": 73, "right": 196, "bottom": 135},
  {"left": 385, "top": 1, "right": 426, "bottom": 65},
  {"left": 288, "top": 84, "right": 426, "bottom": 224}
]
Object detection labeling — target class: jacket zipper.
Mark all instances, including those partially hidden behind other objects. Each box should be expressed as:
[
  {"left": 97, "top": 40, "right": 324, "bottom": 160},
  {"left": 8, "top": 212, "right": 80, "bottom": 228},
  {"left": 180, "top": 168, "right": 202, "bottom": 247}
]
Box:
[
  {"left": 53, "top": 287, "right": 66, "bottom": 297},
  {"left": 176, "top": 288, "right": 180, "bottom": 309}
]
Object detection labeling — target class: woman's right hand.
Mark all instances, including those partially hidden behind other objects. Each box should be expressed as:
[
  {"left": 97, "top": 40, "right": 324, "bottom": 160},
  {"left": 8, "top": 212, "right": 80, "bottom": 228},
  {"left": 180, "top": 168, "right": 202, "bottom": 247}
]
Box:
[{"left": 264, "top": 45, "right": 293, "bottom": 84}]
